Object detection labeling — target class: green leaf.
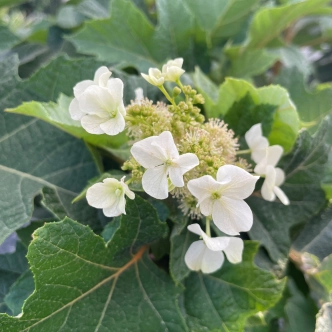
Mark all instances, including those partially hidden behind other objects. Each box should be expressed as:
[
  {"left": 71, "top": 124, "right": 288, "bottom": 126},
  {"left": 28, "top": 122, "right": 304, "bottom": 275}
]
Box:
[
  {"left": 4, "top": 270, "right": 34, "bottom": 316},
  {"left": 226, "top": 48, "right": 279, "bottom": 78},
  {"left": 0, "top": 54, "right": 101, "bottom": 244},
  {"left": 316, "top": 302, "right": 332, "bottom": 332},
  {"left": 69, "top": 0, "right": 160, "bottom": 72},
  {"left": 0, "top": 26, "right": 20, "bottom": 52},
  {"left": 246, "top": 0, "right": 331, "bottom": 49},
  {"left": 170, "top": 222, "right": 196, "bottom": 284},
  {"left": 184, "top": 242, "right": 285, "bottom": 332},
  {"left": 194, "top": 75, "right": 300, "bottom": 152},
  {"left": 293, "top": 207, "right": 332, "bottom": 261},
  {"left": 182, "top": 0, "right": 259, "bottom": 46},
  {"left": 56, "top": 5, "right": 85, "bottom": 29},
  {"left": 7, "top": 94, "right": 126, "bottom": 150},
  {"left": 0, "top": 199, "right": 189, "bottom": 331},
  {"left": 313, "top": 255, "right": 332, "bottom": 295},
  {"left": 274, "top": 67, "right": 332, "bottom": 127},
  {"left": 0, "top": 0, "right": 26, "bottom": 8},
  {"left": 249, "top": 121, "right": 329, "bottom": 262},
  {"left": 0, "top": 242, "right": 28, "bottom": 314}
]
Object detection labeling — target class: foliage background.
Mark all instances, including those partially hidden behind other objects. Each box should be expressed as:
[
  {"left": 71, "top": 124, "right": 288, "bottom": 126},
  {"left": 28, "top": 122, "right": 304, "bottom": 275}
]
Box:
[{"left": 0, "top": 0, "right": 332, "bottom": 331}]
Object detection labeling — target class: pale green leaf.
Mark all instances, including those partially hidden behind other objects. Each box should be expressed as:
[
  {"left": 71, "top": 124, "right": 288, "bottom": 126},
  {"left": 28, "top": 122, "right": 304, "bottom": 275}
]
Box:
[
  {"left": 184, "top": 242, "right": 285, "bottom": 332},
  {"left": 246, "top": 0, "right": 330, "bottom": 49},
  {"left": 0, "top": 26, "right": 20, "bottom": 52}
]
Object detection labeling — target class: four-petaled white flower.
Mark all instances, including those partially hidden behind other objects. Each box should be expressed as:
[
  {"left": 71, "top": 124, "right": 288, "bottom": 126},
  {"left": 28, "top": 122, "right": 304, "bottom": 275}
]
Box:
[
  {"left": 161, "top": 58, "right": 185, "bottom": 82},
  {"left": 86, "top": 177, "right": 135, "bottom": 217},
  {"left": 141, "top": 68, "right": 165, "bottom": 86},
  {"left": 254, "top": 145, "right": 284, "bottom": 175},
  {"left": 185, "top": 224, "right": 243, "bottom": 274},
  {"left": 261, "top": 165, "right": 290, "bottom": 205},
  {"left": 70, "top": 71, "right": 126, "bottom": 135},
  {"left": 244, "top": 123, "right": 269, "bottom": 163},
  {"left": 69, "top": 66, "right": 112, "bottom": 121},
  {"left": 131, "top": 131, "right": 199, "bottom": 199},
  {"left": 187, "top": 165, "right": 259, "bottom": 235}
]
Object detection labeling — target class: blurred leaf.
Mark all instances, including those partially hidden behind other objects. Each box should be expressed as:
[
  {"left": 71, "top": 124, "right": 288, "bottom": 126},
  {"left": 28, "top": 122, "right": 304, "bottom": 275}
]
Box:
[
  {"left": 0, "top": 242, "right": 28, "bottom": 314},
  {"left": 226, "top": 48, "right": 279, "bottom": 78},
  {"left": 293, "top": 206, "right": 332, "bottom": 261},
  {"left": 56, "top": 5, "right": 85, "bottom": 29},
  {"left": 313, "top": 255, "right": 332, "bottom": 296},
  {"left": 4, "top": 270, "right": 34, "bottom": 316},
  {"left": 246, "top": 0, "right": 330, "bottom": 49},
  {"left": 0, "top": 26, "right": 20, "bottom": 52},
  {"left": 184, "top": 242, "right": 285, "bottom": 332}
]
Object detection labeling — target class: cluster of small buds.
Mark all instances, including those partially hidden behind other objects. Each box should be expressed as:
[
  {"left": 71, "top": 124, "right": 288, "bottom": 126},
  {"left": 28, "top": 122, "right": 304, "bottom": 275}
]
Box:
[
  {"left": 245, "top": 124, "right": 290, "bottom": 205},
  {"left": 68, "top": 59, "right": 283, "bottom": 275}
]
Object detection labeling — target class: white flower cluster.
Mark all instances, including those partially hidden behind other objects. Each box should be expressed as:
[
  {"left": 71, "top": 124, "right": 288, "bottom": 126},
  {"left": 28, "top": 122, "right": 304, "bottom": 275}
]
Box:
[
  {"left": 69, "top": 61, "right": 290, "bottom": 276},
  {"left": 245, "top": 124, "right": 290, "bottom": 205}
]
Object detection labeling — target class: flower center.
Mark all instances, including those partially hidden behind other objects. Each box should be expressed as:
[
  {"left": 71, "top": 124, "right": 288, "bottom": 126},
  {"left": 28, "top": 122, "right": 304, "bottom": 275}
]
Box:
[
  {"left": 165, "top": 159, "right": 173, "bottom": 167},
  {"left": 211, "top": 191, "right": 221, "bottom": 200}
]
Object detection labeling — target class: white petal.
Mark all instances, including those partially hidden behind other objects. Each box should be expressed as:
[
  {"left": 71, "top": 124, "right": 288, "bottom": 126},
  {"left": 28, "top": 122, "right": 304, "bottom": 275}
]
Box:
[
  {"left": 131, "top": 136, "right": 165, "bottom": 168},
  {"left": 187, "top": 175, "right": 221, "bottom": 201},
  {"left": 141, "top": 73, "right": 155, "bottom": 86},
  {"left": 187, "top": 223, "right": 204, "bottom": 237},
  {"left": 81, "top": 114, "right": 106, "bottom": 134},
  {"left": 69, "top": 98, "right": 85, "bottom": 121},
  {"left": 94, "top": 66, "right": 112, "bottom": 87},
  {"left": 205, "top": 236, "right": 230, "bottom": 252},
  {"left": 168, "top": 166, "right": 184, "bottom": 187},
  {"left": 212, "top": 197, "right": 253, "bottom": 235},
  {"left": 217, "top": 165, "right": 259, "bottom": 200},
  {"left": 167, "top": 58, "right": 183, "bottom": 68},
  {"left": 176, "top": 153, "right": 199, "bottom": 173},
  {"left": 73, "top": 80, "right": 94, "bottom": 98},
  {"left": 86, "top": 181, "right": 118, "bottom": 208},
  {"left": 103, "top": 195, "right": 126, "bottom": 217},
  {"left": 184, "top": 240, "right": 205, "bottom": 271},
  {"left": 107, "top": 78, "right": 124, "bottom": 105},
  {"left": 251, "top": 147, "right": 268, "bottom": 164},
  {"left": 275, "top": 167, "right": 285, "bottom": 186},
  {"left": 245, "top": 123, "right": 262, "bottom": 149},
  {"left": 99, "top": 111, "right": 125, "bottom": 136},
  {"left": 142, "top": 165, "right": 168, "bottom": 199},
  {"left": 155, "top": 131, "right": 179, "bottom": 160},
  {"left": 201, "top": 247, "right": 225, "bottom": 274},
  {"left": 165, "top": 66, "right": 185, "bottom": 82},
  {"left": 134, "top": 87, "right": 144, "bottom": 104},
  {"left": 199, "top": 197, "right": 214, "bottom": 216},
  {"left": 273, "top": 186, "right": 290, "bottom": 205},
  {"left": 223, "top": 237, "right": 244, "bottom": 264},
  {"left": 255, "top": 145, "right": 283, "bottom": 174},
  {"left": 78, "top": 86, "right": 115, "bottom": 117},
  {"left": 261, "top": 165, "right": 276, "bottom": 201}
]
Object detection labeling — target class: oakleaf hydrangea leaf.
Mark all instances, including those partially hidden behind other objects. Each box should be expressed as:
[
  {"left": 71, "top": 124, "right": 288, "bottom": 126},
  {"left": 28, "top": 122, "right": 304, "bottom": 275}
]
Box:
[
  {"left": 0, "top": 197, "right": 188, "bottom": 331},
  {"left": 184, "top": 242, "right": 285, "bottom": 332}
]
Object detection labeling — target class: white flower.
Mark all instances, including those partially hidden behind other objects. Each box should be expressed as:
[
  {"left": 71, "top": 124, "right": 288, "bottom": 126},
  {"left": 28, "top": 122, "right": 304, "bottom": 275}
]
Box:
[
  {"left": 161, "top": 58, "right": 185, "bottom": 82},
  {"left": 244, "top": 123, "right": 269, "bottom": 163},
  {"left": 261, "top": 165, "right": 290, "bottom": 205},
  {"left": 187, "top": 165, "right": 259, "bottom": 235},
  {"left": 69, "top": 66, "right": 112, "bottom": 121},
  {"left": 134, "top": 87, "right": 144, "bottom": 105},
  {"left": 141, "top": 68, "right": 165, "bottom": 86},
  {"left": 254, "top": 145, "right": 283, "bottom": 175},
  {"left": 86, "top": 177, "right": 135, "bottom": 217},
  {"left": 71, "top": 79, "right": 126, "bottom": 135},
  {"left": 184, "top": 224, "right": 243, "bottom": 274},
  {"left": 131, "top": 131, "right": 199, "bottom": 199}
]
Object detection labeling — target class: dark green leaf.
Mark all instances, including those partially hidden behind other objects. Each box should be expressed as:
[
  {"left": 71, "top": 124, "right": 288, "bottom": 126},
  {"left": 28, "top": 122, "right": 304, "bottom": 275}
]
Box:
[{"left": 184, "top": 242, "right": 285, "bottom": 332}]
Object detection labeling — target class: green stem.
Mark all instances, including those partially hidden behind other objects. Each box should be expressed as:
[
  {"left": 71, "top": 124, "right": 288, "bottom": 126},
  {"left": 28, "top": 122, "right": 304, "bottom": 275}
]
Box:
[
  {"left": 205, "top": 217, "right": 211, "bottom": 237},
  {"left": 125, "top": 178, "right": 133, "bottom": 185},
  {"left": 159, "top": 85, "right": 176, "bottom": 106},
  {"left": 176, "top": 79, "right": 184, "bottom": 90},
  {"left": 301, "top": 120, "right": 317, "bottom": 128},
  {"left": 236, "top": 149, "right": 251, "bottom": 155}
]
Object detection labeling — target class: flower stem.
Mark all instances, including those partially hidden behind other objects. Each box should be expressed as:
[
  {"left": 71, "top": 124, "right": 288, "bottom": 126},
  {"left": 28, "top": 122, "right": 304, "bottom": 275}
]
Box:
[
  {"left": 159, "top": 85, "right": 176, "bottom": 106},
  {"left": 205, "top": 217, "right": 211, "bottom": 237},
  {"left": 125, "top": 178, "right": 133, "bottom": 185},
  {"left": 176, "top": 79, "right": 184, "bottom": 90},
  {"left": 236, "top": 149, "right": 251, "bottom": 155}
]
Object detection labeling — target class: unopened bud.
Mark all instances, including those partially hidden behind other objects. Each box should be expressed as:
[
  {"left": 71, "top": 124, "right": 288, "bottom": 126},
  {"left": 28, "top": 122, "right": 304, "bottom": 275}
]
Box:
[{"left": 172, "top": 86, "right": 181, "bottom": 98}]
